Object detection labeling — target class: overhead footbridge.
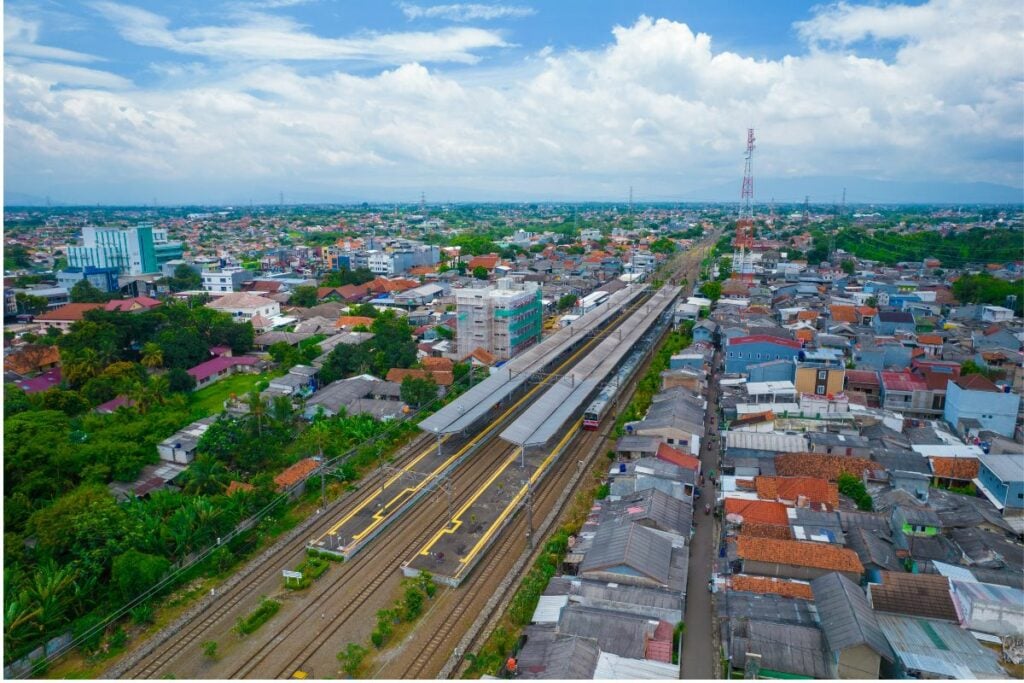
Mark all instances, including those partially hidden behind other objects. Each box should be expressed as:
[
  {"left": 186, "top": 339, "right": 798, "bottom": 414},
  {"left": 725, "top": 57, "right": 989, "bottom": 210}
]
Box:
[
  {"left": 499, "top": 285, "right": 681, "bottom": 448},
  {"left": 418, "top": 283, "right": 646, "bottom": 436}
]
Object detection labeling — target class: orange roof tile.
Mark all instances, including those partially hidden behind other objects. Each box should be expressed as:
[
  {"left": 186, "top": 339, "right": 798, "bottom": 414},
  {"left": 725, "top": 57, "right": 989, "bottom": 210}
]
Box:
[
  {"left": 797, "top": 310, "right": 820, "bottom": 321},
  {"left": 226, "top": 481, "right": 254, "bottom": 496},
  {"left": 741, "top": 521, "right": 795, "bottom": 540},
  {"left": 421, "top": 357, "right": 454, "bottom": 372},
  {"left": 4, "top": 345, "right": 60, "bottom": 375},
  {"left": 335, "top": 315, "right": 374, "bottom": 328},
  {"left": 735, "top": 536, "right": 863, "bottom": 574},
  {"left": 35, "top": 302, "right": 104, "bottom": 321},
  {"left": 774, "top": 453, "right": 877, "bottom": 482},
  {"left": 467, "top": 254, "right": 500, "bottom": 270},
  {"left": 755, "top": 476, "right": 839, "bottom": 508},
  {"left": 724, "top": 499, "right": 791, "bottom": 526},
  {"left": 929, "top": 456, "right": 979, "bottom": 481},
  {"left": 386, "top": 368, "right": 454, "bottom": 386},
  {"left": 656, "top": 443, "right": 700, "bottom": 471},
  {"left": 830, "top": 305, "right": 858, "bottom": 324},
  {"left": 274, "top": 458, "right": 319, "bottom": 490},
  {"left": 466, "top": 347, "right": 497, "bottom": 366},
  {"left": 917, "top": 334, "right": 943, "bottom": 345},
  {"left": 731, "top": 575, "right": 814, "bottom": 600},
  {"left": 795, "top": 328, "right": 816, "bottom": 342}
]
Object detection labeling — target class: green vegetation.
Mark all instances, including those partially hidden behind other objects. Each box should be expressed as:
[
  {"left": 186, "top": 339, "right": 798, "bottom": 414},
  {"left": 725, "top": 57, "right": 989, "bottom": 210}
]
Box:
[
  {"left": 288, "top": 285, "right": 319, "bottom": 308},
  {"left": 400, "top": 375, "right": 438, "bottom": 407},
  {"left": 699, "top": 280, "right": 722, "bottom": 302},
  {"left": 320, "top": 267, "right": 375, "bottom": 288},
  {"left": 235, "top": 598, "right": 281, "bottom": 636},
  {"left": 190, "top": 372, "right": 276, "bottom": 416},
  {"left": 318, "top": 310, "right": 418, "bottom": 383},
  {"left": 960, "top": 359, "right": 1001, "bottom": 381},
  {"left": 472, "top": 265, "right": 489, "bottom": 280},
  {"left": 614, "top": 323, "right": 694, "bottom": 437},
  {"left": 837, "top": 473, "right": 873, "bottom": 511},
  {"left": 369, "top": 572, "right": 437, "bottom": 650},
  {"left": 337, "top": 642, "right": 369, "bottom": 678},
  {"left": 283, "top": 555, "right": 331, "bottom": 590},
  {"left": 834, "top": 227, "right": 1023, "bottom": 267},
  {"left": 201, "top": 641, "right": 218, "bottom": 659},
  {"left": 649, "top": 237, "right": 677, "bottom": 254},
  {"left": 70, "top": 280, "right": 112, "bottom": 303},
  {"left": 556, "top": 293, "right": 577, "bottom": 311},
  {"left": 166, "top": 264, "right": 202, "bottom": 293},
  {"left": 952, "top": 273, "right": 1024, "bottom": 315}
]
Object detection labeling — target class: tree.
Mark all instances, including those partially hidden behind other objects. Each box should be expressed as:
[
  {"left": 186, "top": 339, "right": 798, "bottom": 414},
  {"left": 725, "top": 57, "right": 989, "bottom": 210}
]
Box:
[
  {"left": 649, "top": 237, "right": 676, "bottom": 254},
  {"left": 320, "top": 267, "right": 374, "bottom": 288},
  {"left": 699, "top": 281, "right": 722, "bottom": 302},
  {"left": 840, "top": 259, "right": 856, "bottom": 275},
  {"left": 140, "top": 342, "right": 164, "bottom": 370},
  {"left": 865, "top": 296, "right": 878, "bottom": 308},
  {"left": 960, "top": 359, "right": 999, "bottom": 380},
  {"left": 337, "top": 642, "right": 368, "bottom": 677},
  {"left": 716, "top": 256, "right": 733, "bottom": 280},
  {"left": 15, "top": 293, "right": 49, "bottom": 315},
  {"left": 268, "top": 341, "right": 300, "bottom": 368},
  {"left": 180, "top": 455, "right": 230, "bottom": 495},
  {"left": 111, "top": 550, "right": 170, "bottom": 601},
  {"left": 70, "top": 279, "right": 110, "bottom": 303},
  {"left": 166, "top": 367, "right": 196, "bottom": 393},
  {"left": 289, "top": 285, "right": 318, "bottom": 308},
  {"left": 400, "top": 375, "right": 438, "bottom": 408},
  {"left": 556, "top": 294, "right": 577, "bottom": 311},
  {"left": 472, "top": 265, "right": 489, "bottom": 280},
  {"left": 167, "top": 264, "right": 202, "bottom": 293}
]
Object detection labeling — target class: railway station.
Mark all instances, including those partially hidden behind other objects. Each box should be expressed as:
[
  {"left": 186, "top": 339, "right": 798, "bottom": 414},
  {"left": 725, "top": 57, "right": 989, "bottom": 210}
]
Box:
[
  {"left": 402, "top": 286, "right": 681, "bottom": 586},
  {"left": 308, "top": 283, "right": 648, "bottom": 560}
]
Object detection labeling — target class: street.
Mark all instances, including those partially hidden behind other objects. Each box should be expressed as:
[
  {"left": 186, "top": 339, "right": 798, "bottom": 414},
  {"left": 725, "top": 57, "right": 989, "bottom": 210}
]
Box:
[{"left": 680, "top": 343, "right": 723, "bottom": 679}]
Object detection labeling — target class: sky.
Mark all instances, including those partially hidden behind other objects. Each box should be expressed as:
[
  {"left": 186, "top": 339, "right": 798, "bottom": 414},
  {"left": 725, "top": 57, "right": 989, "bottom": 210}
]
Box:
[{"left": 4, "top": 0, "right": 1024, "bottom": 205}]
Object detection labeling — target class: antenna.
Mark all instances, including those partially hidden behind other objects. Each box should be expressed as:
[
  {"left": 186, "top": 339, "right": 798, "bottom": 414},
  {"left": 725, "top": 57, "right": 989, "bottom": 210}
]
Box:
[
  {"left": 420, "top": 191, "right": 426, "bottom": 212},
  {"left": 803, "top": 195, "right": 810, "bottom": 224},
  {"left": 279, "top": 191, "right": 284, "bottom": 208},
  {"left": 732, "top": 128, "right": 756, "bottom": 281},
  {"left": 629, "top": 186, "right": 634, "bottom": 216},
  {"left": 841, "top": 187, "right": 846, "bottom": 215}
]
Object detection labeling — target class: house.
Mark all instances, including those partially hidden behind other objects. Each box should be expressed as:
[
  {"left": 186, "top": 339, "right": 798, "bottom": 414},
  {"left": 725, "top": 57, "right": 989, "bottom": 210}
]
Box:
[
  {"left": 875, "top": 612, "right": 1007, "bottom": 679},
  {"left": 692, "top": 319, "right": 717, "bottom": 344},
  {"left": 655, "top": 442, "right": 700, "bottom": 473},
  {"left": 95, "top": 395, "right": 135, "bottom": 414},
  {"left": 948, "top": 579, "right": 1024, "bottom": 638},
  {"left": 103, "top": 296, "right": 161, "bottom": 313},
  {"left": 943, "top": 374, "right": 1021, "bottom": 438},
  {"left": 578, "top": 522, "right": 686, "bottom": 590},
  {"left": 872, "top": 311, "right": 915, "bottom": 335},
  {"left": 12, "top": 367, "right": 62, "bottom": 394},
  {"left": 157, "top": 416, "right": 218, "bottom": 464},
  {"left": 34, "top": 302, "right": 105, "bottom": 332},
  {"left": 867, "top": 572, "right": 959, "bottom": 622},
  {"left": 734, "top": 537, "right": 863, "bottom": 582},
  {"left": 981, "top": 305, "right": 1016, "bottom": 323},
  {"left": 385, "top": 368, "right": 454, "bottom": 387},
  {"left": 975, "top": 452, "right": 1024, "bottom": 512},
  {"left": 630, "top": 394, "right": 704, "bottom": 455},
  {"left": 811, "top": 572, "right": 894, "bottom": 679},
  {"left": 274, "top": 458, "right": 320, "bottom": 495},
  {"left": 879, "top": 370, "right": 929, "bottom": 415},
  {"left": 187, "top": 355, "right": 259, "bottom": 390},
  {"left": 928, "top": 456, "right": 980, "bottom": 488},
  {"left": 4, "top": 345, "right": 60, "bottom": 375},
  {"left": 755, "top": 476, "right": 839, "bottom": 508},
  {"left": 724, "top": 335, "right": 803, "bottom": 374},
  {"left": 805, "top": 432, "right": 871, "bottom": 457},
  {"left": 794, "top": 352, "right": 846, "bottom": 397},
  {"left": 614, "top": 435, "right": 661, "bottom": 460},
  {"left": 727, "top": 620, "right": 830, "bottom": 679},
  {"left": 206, "top": 292, "right": 281, "bottom": 322}
]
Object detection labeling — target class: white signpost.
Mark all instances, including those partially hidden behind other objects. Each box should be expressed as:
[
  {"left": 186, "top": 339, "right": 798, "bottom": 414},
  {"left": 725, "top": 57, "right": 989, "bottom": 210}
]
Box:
[{"left": 282, "top": 569, "right": 303, "bottom": 586}]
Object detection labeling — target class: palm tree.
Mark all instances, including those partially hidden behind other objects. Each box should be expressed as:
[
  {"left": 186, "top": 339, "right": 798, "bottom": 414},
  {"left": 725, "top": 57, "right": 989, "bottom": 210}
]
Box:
[
  {"left": 140, "top": 342, "right": 164, "bottom": 370},
  {"left": 4, "top": 591, "right": 42, "bottom": 655},
  {"left": 181, "top": 455, "right": 230, "bottom": 496},
  {"left": 246, "top": 390, "right": 266, "bottom": 438},
  {"left": 26, "top": 560, "right": 79, "bottom": 632}
]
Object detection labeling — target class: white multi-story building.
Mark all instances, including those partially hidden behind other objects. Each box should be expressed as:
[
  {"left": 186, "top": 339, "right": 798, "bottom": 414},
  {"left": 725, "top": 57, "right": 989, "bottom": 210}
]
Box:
[
  {"left": 455, "top": 279, "right": 542, "bottom": 361},
  {"left": 206, "top": 292, "right": 280, "bottom": 322},
  {"left": 202, "top": 268, "right": 255, "bottom": 293},
  {"left": 66, "top": 225, "right": 183, "bottom": 276}
]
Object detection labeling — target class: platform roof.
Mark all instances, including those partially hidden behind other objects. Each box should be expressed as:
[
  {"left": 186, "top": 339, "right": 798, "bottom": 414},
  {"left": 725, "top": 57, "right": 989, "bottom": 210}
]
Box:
[
  {"left": 419, "top": 284, "right": 645, "bottom": 434},
  {"left": 499, "top": 286, "right": 679, "bottom": 446}
]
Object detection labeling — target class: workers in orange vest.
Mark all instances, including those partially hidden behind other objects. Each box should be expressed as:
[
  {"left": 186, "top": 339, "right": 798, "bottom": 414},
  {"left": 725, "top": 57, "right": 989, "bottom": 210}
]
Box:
[{"left": 506, "top": 657, "right": 518, "bottom": 676}]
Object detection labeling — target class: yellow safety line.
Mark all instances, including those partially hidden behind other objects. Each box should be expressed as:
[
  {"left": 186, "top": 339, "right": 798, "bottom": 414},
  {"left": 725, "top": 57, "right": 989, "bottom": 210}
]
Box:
[
  {"left": 413, "top": 422, "right": 578, "bottom": 567},
  {"left": 318, "top": 293, "right": 645, "bottom": 549}
]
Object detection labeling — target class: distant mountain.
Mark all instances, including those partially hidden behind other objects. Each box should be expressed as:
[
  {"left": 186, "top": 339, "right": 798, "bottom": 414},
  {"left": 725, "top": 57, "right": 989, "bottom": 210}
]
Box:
[{"left": 689, "top": 176, "right": 1024, "bottom": 205}]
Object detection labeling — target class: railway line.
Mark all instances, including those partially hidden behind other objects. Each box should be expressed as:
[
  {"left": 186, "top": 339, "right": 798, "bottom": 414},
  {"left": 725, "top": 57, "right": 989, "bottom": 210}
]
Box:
[{"left": 117, "top": 289, "right": 652, "bottom": 679}]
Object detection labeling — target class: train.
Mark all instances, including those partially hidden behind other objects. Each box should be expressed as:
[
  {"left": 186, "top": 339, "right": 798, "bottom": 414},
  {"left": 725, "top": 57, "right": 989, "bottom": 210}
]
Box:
[{"left": 582, "top": 307, "right": 673, "bottom": 430}]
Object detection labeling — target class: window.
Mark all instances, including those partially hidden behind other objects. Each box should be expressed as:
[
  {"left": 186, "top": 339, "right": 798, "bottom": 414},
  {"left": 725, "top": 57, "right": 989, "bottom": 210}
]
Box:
[
  {"left": 816, "top": 385, "right": 826, "bottom": 395},
  {"left": 818, "top": 370, "right": 827, "bottom": 380}
]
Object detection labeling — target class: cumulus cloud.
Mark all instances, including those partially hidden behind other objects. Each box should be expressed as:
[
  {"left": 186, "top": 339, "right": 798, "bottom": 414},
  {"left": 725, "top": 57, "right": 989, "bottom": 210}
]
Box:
[
  {"left": 91, "top": 1, "right": 509, "bottom": 63},
  {"left": 4, "top": 0, "right": 1023, "bottom": 202},
  {"left": 399, "top": 3, "right": 535, "bottom": 21},
  {"left": 4, "top": 14, "right": 104, "bottom": 63}
]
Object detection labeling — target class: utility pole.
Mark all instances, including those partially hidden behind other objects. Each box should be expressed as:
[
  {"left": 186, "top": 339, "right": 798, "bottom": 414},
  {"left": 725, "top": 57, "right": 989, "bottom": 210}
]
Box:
[{"left": 629, "top": 186, "right": 634, "bottom": 217}]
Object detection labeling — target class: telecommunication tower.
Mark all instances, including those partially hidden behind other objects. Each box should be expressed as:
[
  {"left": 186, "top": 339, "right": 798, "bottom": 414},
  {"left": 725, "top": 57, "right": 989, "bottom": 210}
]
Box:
[{"left": 732, "top": 128, "right": 756, "bottom": 280}]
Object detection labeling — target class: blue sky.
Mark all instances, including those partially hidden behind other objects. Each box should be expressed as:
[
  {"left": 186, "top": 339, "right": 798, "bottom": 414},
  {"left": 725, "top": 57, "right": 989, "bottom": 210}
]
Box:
[{"left": 4, "top": 0, "right": 1022, "bottom": 204}]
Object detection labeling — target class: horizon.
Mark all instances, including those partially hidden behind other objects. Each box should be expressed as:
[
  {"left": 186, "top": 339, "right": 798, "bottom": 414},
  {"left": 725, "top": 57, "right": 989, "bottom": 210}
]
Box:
[{"left": 5, "top": 0, "right": 1024, "bottom": 205}]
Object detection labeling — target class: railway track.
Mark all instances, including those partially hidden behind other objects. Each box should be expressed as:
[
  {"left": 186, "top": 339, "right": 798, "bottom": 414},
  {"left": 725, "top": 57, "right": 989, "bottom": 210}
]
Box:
[
  {"left": 394, "top": 427, "right": 605, "bottom": 679},
  {"left": 119, "top": 431, "right": 440, "bottom": 679},
  {"left": 122, "top": 292, "right": 652, "bottom": 679}
]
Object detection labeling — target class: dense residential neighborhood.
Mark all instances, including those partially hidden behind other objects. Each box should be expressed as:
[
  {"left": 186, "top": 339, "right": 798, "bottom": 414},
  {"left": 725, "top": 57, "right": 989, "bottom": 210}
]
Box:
[{"left": 4, "top": 203, "right": 1023, "bottom": 679}]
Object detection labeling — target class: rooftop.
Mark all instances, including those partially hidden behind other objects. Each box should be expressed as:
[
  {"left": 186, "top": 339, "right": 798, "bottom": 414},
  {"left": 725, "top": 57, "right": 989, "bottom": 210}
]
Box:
[{"left": 736, "top": 536, "right": 863, "bottom": 574}]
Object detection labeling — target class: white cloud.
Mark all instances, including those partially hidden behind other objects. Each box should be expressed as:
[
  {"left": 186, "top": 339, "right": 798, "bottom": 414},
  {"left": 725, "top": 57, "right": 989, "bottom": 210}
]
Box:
[
  {"left": 399, "top": 3, "right": 535, "bottom": 21},
  {"left": 90, "top": 1, "right": 508, "bottom": 63},
  {"left": 5, "top": 0, "right": 1023, "bottom": 202},
  {"left": 4, "top": 14, "right": 104, "bottom": 63}
]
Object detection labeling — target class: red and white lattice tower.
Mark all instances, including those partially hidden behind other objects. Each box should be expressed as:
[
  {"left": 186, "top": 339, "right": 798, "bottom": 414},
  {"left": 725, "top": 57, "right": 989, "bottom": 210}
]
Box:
[{"left": 733, "top": 129, "right": 756, "bottom": 280}]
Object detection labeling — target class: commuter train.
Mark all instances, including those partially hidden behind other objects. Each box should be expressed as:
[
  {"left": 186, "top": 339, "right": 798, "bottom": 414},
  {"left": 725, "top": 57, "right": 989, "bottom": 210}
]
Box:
[
  {"left": 582, "top": 307, "right": 674, "bottom": 430},
  {"left": 582, "top": 350, "right": 643, "bottom": 430}
]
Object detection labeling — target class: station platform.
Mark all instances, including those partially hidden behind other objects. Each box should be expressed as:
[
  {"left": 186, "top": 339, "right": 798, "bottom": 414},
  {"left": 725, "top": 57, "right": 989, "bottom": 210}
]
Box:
[{"left": 402, "top": 425, "right": 579, "bottom": 586}]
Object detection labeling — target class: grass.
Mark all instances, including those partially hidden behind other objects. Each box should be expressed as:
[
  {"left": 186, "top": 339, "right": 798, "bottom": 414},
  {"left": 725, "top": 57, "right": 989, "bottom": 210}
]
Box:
[
  {"left": 235, "top": 598, "right": 281, "bottom": 636},
  {"left": 190, "top": 371, "right": 277, "bottom": 417}
]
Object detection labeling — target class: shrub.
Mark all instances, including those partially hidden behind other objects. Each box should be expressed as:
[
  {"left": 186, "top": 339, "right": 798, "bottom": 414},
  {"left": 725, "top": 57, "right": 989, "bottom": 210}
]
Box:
[
  {"left": 402, "top": 585, "right": 424, "bottom": 621},
  {"left": 202, "top": 640, "right": 218, "bottom": 659},
  {"left": 235, "top": 598, "right": 281, "bottom": 635},
  {"left": 370, "top": 629, "right": 384, "bottom": 648},
  {"left": 130, "top": 603, "right": 153, "bottom": 625},
  {"left": 337, "top": 642, "right": 368, "bottom": 677}
]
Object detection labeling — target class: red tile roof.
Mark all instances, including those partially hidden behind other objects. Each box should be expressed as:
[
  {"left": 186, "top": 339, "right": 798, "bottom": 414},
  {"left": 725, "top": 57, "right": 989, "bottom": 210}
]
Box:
[
  {"left": 386, "top": 368, "right": 454, "bottom": 386},
  {"left": 656, "top": 443, "right": 700, "bottom": 471},
  {"left": 274, "top": 458, "right": 320, "bottom": 490},
  {"left": 880, "top": 370, "right": 927, "bottom": 392},
  {"left": 929, "top": 456, "right": 980, "bottom": 481},
  {"left": 954, "top": 374, "right": 1001, "bottom": 393},
  {"left": 735, "top": 536, "right": 863, "bottom": 574},
  {"left": 187, "top": 355, "right": 258, "bottom": 382},
  {"left": 755, "top": 476, "right": 839, "bottom": 508},
  {"left": 774, "top": 453, "right": 878, "bottom": 481},
  {"left": 35, "top": 303, "right": 105, "bottom": 321},
  {"left": 421, "top": 357, "right": 454, "bottom": 372},
  {"left": 845, "top": 370, "right": 880, "bottom": 386},
  {"left": 730, "top": 575, "right": 815, "bottom": 600},
  {"left": 830, "top": 305, "right": 858, "bottom": 323},
  {"left": 467, "top": 254, "right": 500, "bottom": 271},
  {"left": 335, "top": 315, "right": 375, "bottom": 329},
  {"left": 916, "top": 334, "right": 943, "bottom": 345},
  {"left": 4, "top": 345, "right": 60, "bottom": 375},
  {"left": 724, "top": 499, "right": 790, "bottom": 526},
  {"left": 104, "top": 296, "right": 161, "bottom": 312}
]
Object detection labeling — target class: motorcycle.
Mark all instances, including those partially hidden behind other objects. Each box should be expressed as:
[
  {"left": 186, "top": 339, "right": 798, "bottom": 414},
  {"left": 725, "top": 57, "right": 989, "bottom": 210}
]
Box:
[{"left": 704, "top": 503, "right": 711, "bottom": 515}]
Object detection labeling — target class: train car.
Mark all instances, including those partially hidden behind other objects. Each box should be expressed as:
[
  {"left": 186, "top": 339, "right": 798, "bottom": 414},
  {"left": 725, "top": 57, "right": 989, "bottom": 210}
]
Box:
[{"left": 583, "top": 390, "right": 612, "bottom": 430}]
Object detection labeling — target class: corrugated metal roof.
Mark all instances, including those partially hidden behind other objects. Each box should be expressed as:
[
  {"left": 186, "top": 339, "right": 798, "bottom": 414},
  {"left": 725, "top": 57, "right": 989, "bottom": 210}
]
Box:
[
  {"left": 530, "top": 595, "right": 568, "bottom": 624},
  {"left": 931, "top": 560, "right": 977, "bottom": 583},
  {"left": 420, "top": 284, "right": 645, "bottom": 434},
  {"left": 725, "top": 431, "right": 808, "bottom": 453},
  {"left": 729, "top": 620, "right": 831, "bottom": 679},
  {"left": 811, "top": 573, "right": 894, "bottom": 662},
  {"left": 580, "top": 522, "right": 673, "bottom": 585},
  {"left": 556, "top": 605, "right": 657, "bottom": 659},
  {"left": 500, "top": 286, "right": 679, "bottom": 446},
  {"left": 593, "top": 651, "right": 678, "bottom": 680},
  {"left": 876, "top": 613, "right": 1005, "bottom": 678}
]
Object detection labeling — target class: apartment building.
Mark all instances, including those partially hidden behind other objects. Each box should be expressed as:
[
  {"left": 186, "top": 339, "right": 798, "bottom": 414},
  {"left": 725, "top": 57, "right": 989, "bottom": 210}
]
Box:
[
  {"left": 66, "top": 224, "right": 183, "bottom": 276},
  {"left": 455, "top": 279, "right": 542, "bottom": 361}
]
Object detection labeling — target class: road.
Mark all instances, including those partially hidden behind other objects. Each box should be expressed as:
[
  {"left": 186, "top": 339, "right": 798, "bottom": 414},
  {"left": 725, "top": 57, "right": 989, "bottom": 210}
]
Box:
[{"left": 680, "top": 342, "right": 723, "bottom": 678}]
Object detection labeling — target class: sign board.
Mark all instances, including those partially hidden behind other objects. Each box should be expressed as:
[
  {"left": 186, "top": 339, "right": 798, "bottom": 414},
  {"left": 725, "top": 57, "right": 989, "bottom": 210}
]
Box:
[{"left": 282, "top": 570, "right": 303, "bottom": 579}]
